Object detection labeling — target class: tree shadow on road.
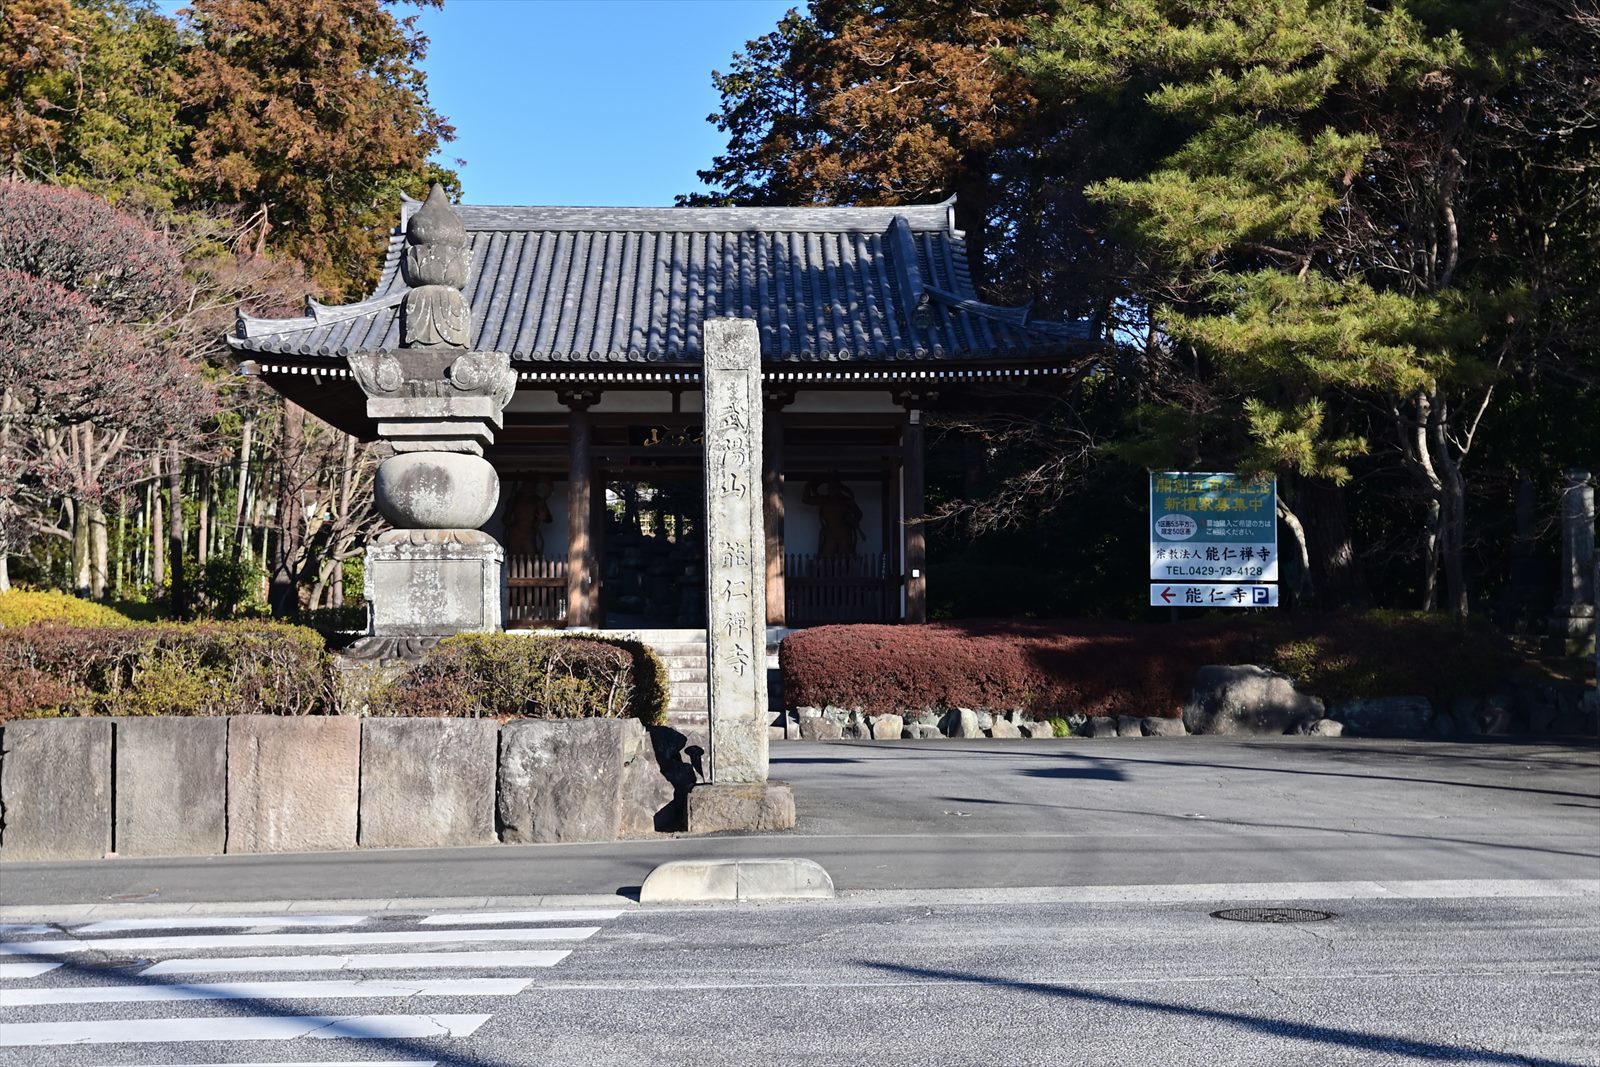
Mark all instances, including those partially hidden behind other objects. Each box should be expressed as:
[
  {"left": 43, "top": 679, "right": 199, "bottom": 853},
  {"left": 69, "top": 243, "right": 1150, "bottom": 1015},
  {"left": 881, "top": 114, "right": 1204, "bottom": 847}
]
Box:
[
  {"left": 857, "top": 959, "right": 1588, "bottom": 1066},
  {"left": 1016, "top": 749, "right": 1600, "bottom": 802}
]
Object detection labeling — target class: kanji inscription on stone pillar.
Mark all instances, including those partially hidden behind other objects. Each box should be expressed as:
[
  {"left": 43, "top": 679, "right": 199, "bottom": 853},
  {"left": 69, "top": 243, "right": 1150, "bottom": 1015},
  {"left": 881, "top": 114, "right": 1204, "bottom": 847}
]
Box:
[{"left": 702, "top": 318, "right": 769, "bottom": 783}]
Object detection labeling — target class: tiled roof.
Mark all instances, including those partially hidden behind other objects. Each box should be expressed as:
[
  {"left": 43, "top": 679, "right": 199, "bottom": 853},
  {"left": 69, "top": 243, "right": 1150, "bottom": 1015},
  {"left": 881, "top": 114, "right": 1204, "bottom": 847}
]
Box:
[{"left": 230, "top": 199, "right": 1093, "bottom": 364}]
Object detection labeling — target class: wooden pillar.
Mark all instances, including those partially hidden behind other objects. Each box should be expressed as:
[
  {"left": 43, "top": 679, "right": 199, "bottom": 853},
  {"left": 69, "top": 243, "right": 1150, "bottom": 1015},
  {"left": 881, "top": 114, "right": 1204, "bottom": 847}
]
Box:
[
  {"left": 897, "top": 394, "right": 932, "bottom": 624},
  {"left": 763, "top": 390, "right": 792, "bottom": 625},
  {"left": 882, "top": 456, "right": 899, "bottom": 622},
  {"left": 560, "top": 389, "right": 599, "bottom": 627}
]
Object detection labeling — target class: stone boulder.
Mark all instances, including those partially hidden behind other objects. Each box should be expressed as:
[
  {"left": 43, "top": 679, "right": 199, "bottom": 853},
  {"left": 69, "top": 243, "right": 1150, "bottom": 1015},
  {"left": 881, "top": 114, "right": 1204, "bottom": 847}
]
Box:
[
  {"left": 1300, "top": 718, "right": 1344, "bottom": 737},
  {"left": 941, "top": 708, "right": 984, "bottom": 739},
  {"left": 905, "top": 723, "right": 942, "bottom": 740},
  {"left": 1085, "top": 716, "right": 1118, "bottom": 738},
  {"left": 498, "top": 717, "right": 663, "bottom": 844},
  {"left": 1022, "top": 720, "right": 1057, "bottom": 739},
  {"left": 1183, "top": 665, "right": 1325, "bottom": 736},
  {"left": 869, "top": 714, "right": 904, "bottom": 740},
  {"left": 619, "top": 721, "right": 679, "bottom": 836},
  {"left": 908, "top": 709, "right": 941, "bottom": 727},
  {"left": 1141, "top": 717, "right": 1186, "bottom": 738},
  {"left": 989, "top": 718, "right": 1022, "bottom": 739},
  {"left": 800, "top": 716, "right": 843, "bottom": 741},
  {"left": 1329, "top": 696, "right": 1431, "bottom": 738},
  {"left": 1116, "top": 715, "right": 1144, "bottom": 738}
]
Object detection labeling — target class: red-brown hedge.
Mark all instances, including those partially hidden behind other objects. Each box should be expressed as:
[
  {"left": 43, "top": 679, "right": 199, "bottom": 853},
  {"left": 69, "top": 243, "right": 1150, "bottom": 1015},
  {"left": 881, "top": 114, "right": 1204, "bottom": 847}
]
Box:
[
  {"left": 780, "top": 620, "right": 1251, "bottom": 719},
  {"left": 780, "top": 614, "right": 1514, "bottom": 719}
]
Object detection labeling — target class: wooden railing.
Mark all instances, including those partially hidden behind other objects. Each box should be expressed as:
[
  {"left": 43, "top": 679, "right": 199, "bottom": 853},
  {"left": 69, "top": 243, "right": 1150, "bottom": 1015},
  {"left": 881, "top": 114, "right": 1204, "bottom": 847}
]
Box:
[
  {"left": 506, "top": 555, "right": 567, "bottom": 626},
  {"left": 785, "top": 552, "right": 898, "bottom": 625}
]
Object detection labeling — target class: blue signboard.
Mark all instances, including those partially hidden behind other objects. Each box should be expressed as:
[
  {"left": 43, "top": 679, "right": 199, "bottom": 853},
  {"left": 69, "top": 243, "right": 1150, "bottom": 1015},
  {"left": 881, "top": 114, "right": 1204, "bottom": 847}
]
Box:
[{"left": 1149, "top": 472, "right": 1278, "bottom": 602}]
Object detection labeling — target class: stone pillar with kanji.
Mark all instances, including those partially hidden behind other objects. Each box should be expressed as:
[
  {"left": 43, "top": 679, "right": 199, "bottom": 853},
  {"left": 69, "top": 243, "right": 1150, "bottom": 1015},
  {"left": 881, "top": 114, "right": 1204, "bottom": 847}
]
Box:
[{"left": 686, "top": 318, "right": 795, "bottom": 832}]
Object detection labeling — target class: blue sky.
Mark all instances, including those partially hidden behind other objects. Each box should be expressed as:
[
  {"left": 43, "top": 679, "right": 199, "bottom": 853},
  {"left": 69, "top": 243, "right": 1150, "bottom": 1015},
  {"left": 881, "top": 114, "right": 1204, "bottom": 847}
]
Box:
[{"left": 413, "top": 0, "right": 797, "bottom": 205}]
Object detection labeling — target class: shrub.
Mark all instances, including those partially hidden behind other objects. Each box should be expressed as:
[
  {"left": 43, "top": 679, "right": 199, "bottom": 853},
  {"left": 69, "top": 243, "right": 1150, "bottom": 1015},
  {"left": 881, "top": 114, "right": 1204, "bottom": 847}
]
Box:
[
  {"left": 0, "top": 622, "right": 330, "bottom": 722},
  {"left": 370, "top": 633, "right": 669, "bottom": 723},
  {"left": 1264, "top": 611, "right": 1512, "bottom": 705},
  {"left": 781, "top": 620, "right": 1246, "bottom": 719},
  {"left": 780, "top": 613, "right": 1517, "bottom": 720},
  {"left": 0, "top": 590, "right": 138, "bottom": 629}
]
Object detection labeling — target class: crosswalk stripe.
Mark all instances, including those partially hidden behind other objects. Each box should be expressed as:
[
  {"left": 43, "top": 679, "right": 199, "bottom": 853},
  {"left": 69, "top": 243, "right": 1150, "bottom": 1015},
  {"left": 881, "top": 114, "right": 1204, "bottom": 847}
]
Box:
[
  {"left": 0, "top": 1013, "right": 492, "bottom": 1046},
  {"left": 142, "top": 949, "right": 572, "bottom": 975},
  {"left": 73, "top": 915, "right": 368, "bottom": 934},
  {"left": 418, "top": 909, "right": 622, "bottom": 925},
  {"left": 0, "top": 962, "right": 62, "bottom": 979},
  {"left": 1, "top": 977, "right": 529, "bottom": 1006},
  {"left": 0, "top": 926, "right": 600, "bottom": 956}
]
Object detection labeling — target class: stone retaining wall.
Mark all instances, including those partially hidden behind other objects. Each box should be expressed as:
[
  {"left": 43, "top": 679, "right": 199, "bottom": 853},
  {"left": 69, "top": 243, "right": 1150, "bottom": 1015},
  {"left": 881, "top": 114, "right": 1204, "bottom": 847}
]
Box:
[{"left": 0, "top": 716, "right": 700, "bottom": 862}]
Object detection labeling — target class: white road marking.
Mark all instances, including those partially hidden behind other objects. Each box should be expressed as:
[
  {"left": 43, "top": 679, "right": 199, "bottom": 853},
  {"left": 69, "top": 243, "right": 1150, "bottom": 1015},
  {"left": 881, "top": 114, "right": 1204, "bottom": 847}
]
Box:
[
  {"left": 111, "top": 1063, "right": 437, "bottom": 1067},
  {"left": 0, "top": 962, "right": 61, "bottom": 979},
  {"left": 418, "top": 909, "right": 623, "bottom": 925},
  {"left": 1, "top": 977, "right": 529, "bottom": 1006},
  {"left": 0, "top": 925, "right": 54, "bottom": 935},
  {"left": 0, "top": 1013, "right": 491, "bottom": 1046},
  {"left": 0, "top": 926, "right": 600, "bottom": 956},
  {"left": 73, "top": 915, "right": 368, "bottom": 933},
  {"left": 142, "top": 949, "right": 572, "bottom": 975}
]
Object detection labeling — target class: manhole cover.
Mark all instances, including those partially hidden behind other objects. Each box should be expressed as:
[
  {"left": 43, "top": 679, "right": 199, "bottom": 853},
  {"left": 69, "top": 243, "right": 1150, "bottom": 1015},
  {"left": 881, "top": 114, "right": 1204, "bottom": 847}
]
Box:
[{"left": 1211, "top": 907, "right": 1334, "bottom": 923}]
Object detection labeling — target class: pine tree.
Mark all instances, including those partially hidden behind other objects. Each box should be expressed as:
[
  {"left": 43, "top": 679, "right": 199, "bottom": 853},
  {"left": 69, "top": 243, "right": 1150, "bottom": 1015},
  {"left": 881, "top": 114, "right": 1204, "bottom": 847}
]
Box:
[{"left": 1018, "top": 0, "right": 1553, "bottom": 615}]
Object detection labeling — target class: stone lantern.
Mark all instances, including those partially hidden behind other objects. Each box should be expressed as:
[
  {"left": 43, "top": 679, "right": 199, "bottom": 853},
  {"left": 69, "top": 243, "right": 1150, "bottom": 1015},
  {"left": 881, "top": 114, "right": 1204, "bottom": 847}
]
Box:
[{"left": 348, "top": 186, "right": 516, "bottom": 654}]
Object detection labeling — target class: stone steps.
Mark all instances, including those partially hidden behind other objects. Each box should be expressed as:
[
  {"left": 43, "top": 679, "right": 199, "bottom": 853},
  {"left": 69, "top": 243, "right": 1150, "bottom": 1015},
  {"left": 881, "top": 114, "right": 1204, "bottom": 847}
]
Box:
[{"left": 603, "top": 627, "right": 785, "bottom": 730}]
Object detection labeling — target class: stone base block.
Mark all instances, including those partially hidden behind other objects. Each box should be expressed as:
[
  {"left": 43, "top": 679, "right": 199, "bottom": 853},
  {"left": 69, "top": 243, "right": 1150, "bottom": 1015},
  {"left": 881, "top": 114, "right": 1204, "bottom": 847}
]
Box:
[
  {"left": 360, "top": 718, "right": 497, "bottom": 848},
  {"left": 686, "top": 780, "right": 796, "bottom": 834},
  {"left": 226, "top": 717, "right": 360, "bottom": 853},
  {"left": 115, "top": 717, "right": 227, "bottom": 856},
  {"left": 0, "top": 719, "right": 112, "bottom": 860},
  {"left": 367, "top": 529, "right": 503, "bottom": 638}
]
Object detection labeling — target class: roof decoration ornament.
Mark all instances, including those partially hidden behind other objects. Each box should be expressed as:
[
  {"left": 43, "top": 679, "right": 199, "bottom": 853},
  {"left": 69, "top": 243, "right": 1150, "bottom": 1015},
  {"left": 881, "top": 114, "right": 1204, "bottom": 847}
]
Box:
[{"left": 400, "top": 185, "right": 472, "bottom": 349}]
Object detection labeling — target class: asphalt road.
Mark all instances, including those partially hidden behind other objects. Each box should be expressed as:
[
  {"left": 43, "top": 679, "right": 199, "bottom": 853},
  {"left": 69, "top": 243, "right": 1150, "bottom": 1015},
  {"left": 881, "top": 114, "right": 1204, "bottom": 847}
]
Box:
[
  {"left": 2, "top": 892, "right": 1596, "bottom": 1066},
  {"left": 2, "top": 737, "right": 1596, "bottom": 906}
]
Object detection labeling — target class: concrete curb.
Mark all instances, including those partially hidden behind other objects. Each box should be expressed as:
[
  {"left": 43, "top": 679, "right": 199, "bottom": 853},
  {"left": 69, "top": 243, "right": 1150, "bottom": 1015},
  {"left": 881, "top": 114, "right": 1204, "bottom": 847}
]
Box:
[
  {"left": 639, "top": 857, "right": 835, "bottom": 903},
  {"left": 4, "top": 876, "right": 1595, "bottom": 922}
]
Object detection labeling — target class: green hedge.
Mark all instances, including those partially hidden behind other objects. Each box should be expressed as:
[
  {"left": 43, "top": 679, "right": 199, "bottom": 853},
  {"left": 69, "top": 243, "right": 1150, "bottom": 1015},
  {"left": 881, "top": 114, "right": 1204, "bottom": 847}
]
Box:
[
  {"left": 370, "top": 633, "right": 669, "bottom": 724},
  {"left": 0, "top": 590, "right": 139, "bottom": 629},
  {"left": 0, "top": 622, "right": 330, "bottom": 721}
]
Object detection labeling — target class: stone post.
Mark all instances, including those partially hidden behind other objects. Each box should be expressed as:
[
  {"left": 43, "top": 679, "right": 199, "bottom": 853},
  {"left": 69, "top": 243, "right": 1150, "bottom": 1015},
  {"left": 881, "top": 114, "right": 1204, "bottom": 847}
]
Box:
[
  {"left": 344, "top": 186, "right": 517, "bottom": 659},
  {"left": 685, "top": 319, "right": 795, "bottom": 833},
  {"left": 1551, "top": 468, "right": 1597, "bottom": 656},
  {"left": 702, "top": 319, "right": 767, "bottom": 782}
]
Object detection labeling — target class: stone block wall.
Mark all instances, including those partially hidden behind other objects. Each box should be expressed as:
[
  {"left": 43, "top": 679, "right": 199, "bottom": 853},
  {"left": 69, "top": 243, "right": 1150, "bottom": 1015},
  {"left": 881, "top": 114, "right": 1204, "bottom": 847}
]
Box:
[{"left": 0, "top": 715, "right": 700, "bottom": 862}]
